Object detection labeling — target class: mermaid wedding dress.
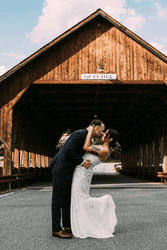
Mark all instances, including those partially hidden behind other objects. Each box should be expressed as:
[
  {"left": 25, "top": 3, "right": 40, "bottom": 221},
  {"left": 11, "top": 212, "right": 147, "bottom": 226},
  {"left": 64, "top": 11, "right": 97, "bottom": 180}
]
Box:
[{"left": 71, "top": 152, "right": 117, "bottom": 238}]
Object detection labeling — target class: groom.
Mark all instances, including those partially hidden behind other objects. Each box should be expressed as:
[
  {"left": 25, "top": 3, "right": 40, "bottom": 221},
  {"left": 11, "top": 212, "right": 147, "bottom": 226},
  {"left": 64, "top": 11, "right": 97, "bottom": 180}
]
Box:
[{"left": 49, "top": 119, "right": 105, "bottom": 238}]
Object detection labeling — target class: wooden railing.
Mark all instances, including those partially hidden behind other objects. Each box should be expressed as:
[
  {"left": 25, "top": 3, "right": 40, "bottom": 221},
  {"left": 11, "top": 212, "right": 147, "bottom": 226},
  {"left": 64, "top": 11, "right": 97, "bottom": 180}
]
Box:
[
  {"left": 157, "top": 172, "right": 167, "bottom": 183},
  {"left": 119, "top": 169, "right": 162, "bottom": 182},
  {"left": 0, "top": 167, "right": 51, "bottom": 192}
]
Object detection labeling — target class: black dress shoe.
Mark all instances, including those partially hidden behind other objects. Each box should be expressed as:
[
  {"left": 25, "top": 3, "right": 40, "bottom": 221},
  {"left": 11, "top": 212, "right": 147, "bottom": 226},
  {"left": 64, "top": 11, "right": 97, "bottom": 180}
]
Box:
[
  {"left": 52, "top": 230, "right": 72, "bottom": 239},
  {"left": 64, "top": 227, "right": 72, "bottom": 234}
]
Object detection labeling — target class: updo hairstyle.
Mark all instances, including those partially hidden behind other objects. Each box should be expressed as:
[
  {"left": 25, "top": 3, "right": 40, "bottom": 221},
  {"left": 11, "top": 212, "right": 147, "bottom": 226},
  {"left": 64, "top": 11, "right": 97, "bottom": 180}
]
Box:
[{"left": 105, "top": 129, "right": 119, "bottom": 148}]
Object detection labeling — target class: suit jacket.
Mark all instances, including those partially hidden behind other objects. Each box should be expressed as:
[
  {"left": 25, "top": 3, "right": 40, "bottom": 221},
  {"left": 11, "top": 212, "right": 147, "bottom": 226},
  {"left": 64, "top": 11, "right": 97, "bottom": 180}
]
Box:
[{"left": 49, "top": 129, "right": 88, "bottom": 180}]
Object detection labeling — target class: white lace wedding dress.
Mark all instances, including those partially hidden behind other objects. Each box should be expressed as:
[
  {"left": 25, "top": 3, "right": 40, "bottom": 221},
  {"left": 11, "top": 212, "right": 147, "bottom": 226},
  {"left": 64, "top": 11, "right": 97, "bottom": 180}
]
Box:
[{"left": 71, "top": 153, "right": 117, "bottom": 238}]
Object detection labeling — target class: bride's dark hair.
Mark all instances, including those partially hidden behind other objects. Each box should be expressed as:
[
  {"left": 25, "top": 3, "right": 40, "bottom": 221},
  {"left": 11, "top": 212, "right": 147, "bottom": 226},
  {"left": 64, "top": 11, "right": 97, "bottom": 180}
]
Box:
[{"left": 105, "top": 129, "right": 119, "bottom": 148}]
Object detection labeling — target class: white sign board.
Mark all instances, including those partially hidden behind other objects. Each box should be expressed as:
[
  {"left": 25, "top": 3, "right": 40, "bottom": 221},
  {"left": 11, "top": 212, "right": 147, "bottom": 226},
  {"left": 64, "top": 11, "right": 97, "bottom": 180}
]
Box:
[{"left": 81, "top": 74, "right": 117, "bottom": 80}]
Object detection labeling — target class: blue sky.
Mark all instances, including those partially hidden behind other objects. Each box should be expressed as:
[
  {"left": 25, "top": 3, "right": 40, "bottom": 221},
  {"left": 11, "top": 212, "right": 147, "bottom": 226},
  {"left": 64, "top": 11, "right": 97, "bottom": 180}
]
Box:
[{"left": 0, "top": 0, "right": 167, "bottom": 76}]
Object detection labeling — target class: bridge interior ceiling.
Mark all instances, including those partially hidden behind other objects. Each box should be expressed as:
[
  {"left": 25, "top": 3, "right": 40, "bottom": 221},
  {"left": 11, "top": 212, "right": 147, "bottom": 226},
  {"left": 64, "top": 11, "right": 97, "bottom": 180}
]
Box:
[{"left": 15, "top": 83, "right": 167, "bottom": 146}]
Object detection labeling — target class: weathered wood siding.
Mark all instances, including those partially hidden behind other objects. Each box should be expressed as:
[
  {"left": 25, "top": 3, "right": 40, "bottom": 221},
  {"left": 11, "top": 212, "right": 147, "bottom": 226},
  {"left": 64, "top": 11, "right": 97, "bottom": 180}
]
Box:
[{"left": 32, "top": 20, "right": 167, "bottom": 82}]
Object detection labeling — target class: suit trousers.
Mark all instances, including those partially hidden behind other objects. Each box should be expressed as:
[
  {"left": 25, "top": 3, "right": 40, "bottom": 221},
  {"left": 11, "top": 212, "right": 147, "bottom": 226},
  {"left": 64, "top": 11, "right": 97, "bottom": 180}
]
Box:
[{"left": 52, "top": 172, "right": 72, "bottom": 232}]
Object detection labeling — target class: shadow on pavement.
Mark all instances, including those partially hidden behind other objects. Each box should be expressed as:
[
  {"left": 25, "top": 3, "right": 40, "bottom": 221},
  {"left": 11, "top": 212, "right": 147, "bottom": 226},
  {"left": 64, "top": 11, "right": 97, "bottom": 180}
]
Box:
[{"left": 91, "top": 172, "right": 152, "bottom": 185}]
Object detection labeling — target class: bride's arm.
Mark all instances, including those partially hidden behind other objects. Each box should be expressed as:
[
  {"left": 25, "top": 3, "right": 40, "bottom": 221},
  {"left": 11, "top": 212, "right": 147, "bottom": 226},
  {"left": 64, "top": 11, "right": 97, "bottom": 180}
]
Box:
[
  {"left": 83, "top": 126, "right": 98, "bottom": 153},
  {"left": 83, "top": 126, "right": 105, "bottom": 158}
]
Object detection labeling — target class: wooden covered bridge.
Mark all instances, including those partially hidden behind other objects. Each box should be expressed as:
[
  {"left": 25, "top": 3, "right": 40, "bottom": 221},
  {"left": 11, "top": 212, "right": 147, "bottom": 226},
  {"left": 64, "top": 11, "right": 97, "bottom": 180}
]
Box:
[{"left": 0, "top": 9, "right": 167, "bottom": 191}]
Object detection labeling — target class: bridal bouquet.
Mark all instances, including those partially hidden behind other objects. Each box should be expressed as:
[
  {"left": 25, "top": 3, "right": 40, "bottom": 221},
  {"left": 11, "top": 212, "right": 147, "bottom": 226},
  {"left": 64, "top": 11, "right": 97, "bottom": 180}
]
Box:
[{"left": 56, "top": 128, "right": 71, "bottom": 149}]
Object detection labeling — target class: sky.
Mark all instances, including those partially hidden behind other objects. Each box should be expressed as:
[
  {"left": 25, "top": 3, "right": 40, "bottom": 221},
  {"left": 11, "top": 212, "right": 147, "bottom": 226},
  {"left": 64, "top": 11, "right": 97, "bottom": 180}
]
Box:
[{"left": 0, "top": 0, "right": 167, "bottom": 76}]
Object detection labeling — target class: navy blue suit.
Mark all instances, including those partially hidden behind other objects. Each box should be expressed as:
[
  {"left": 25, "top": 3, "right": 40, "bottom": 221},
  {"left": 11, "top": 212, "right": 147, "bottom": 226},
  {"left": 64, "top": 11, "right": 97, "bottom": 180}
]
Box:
[{"left": 49, "top": 129, "right": 88, "bottom": 232}]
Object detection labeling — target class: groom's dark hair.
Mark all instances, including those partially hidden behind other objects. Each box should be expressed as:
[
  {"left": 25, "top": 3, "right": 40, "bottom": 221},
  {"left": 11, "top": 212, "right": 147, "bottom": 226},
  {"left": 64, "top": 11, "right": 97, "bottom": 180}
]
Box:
[{"left": 90, "top": 119, "right": 105, "bottom": 127}]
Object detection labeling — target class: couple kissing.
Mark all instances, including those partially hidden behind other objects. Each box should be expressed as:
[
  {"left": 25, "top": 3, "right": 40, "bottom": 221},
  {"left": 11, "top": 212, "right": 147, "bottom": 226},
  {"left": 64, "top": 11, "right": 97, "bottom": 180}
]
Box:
[{"left": 49, "top": 119, "right": 119, "bottom": 239}]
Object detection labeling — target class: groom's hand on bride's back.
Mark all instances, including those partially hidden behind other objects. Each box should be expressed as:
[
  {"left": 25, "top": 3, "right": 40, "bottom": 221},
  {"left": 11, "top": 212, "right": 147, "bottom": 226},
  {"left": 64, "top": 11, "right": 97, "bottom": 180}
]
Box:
[{"left": 82, "top": 159, "right": 91, "bottom": 169}]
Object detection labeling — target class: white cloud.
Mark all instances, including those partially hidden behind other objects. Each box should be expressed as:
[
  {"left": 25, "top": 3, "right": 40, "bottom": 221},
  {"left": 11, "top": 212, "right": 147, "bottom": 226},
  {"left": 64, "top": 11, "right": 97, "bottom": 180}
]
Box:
[
  {"left": 4, "top": 52, "right": 26, "bottom": 59},
  {"left": 122, "top": 8, "right": 146, "bottom": 31},
  {"left": 153, "top": 0, "right": 167, "bottom": 20},
  {"left": 0, "top": 66, "right": 7, "bottom": 76},
  {"left": 27, "top": 0, "right": 146, "bottom": 44},
  {"left": 150, "top": 41, "right": 167, "bottom": 56}
]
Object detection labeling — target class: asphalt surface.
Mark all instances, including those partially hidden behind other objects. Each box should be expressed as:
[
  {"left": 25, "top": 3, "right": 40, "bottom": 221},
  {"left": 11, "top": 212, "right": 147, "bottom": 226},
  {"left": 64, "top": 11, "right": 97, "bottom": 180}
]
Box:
[{"left": 0, "top": 172, "right": 167, "bottom": 250}]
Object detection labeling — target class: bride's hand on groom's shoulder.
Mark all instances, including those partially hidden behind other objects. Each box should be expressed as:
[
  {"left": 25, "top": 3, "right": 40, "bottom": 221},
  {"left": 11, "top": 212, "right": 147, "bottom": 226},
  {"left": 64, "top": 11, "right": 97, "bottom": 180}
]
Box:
[{"left": 82, "top": 159, "right": 91, "bottom": 169}]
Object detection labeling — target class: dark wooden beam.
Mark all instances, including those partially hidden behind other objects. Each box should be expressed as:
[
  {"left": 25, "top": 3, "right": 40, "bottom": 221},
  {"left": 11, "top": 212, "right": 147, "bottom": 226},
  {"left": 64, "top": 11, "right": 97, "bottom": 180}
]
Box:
[
  {"left": 30, "top": 95, "right": 48, "bottom": 120},
  {"left": 44, "top": 106, "right": 143, "bottom": 111},
  {"left": 145, "top": 94, "right": 163, "bottom": 120},
  {"left": 21, "top": 86, "right": 40, "bottom": 114},
  {"left": 33, "top": 80, "right": 166, "bottom": 85},
  {"left": 34, "top": 97, "right": 149, "bottom": 103},
  {"left": 38, "top": 88, "right": 158, "bottom": 94},
  {"left": 155, "top": 85, "right": 167, "bottom": 106}
]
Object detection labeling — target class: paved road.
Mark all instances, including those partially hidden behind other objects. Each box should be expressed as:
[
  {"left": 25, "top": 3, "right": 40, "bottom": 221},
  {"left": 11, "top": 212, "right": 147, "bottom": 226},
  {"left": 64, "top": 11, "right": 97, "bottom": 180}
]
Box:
[{"left": 0, "top": 173, "right": 167, "bottom": 250}]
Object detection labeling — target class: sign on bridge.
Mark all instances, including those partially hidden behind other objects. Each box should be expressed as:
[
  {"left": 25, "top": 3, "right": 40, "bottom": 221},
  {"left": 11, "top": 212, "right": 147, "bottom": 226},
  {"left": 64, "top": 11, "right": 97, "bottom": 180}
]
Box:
[{"left": 81, "top": 74, "right": 117, "bottom": 80}]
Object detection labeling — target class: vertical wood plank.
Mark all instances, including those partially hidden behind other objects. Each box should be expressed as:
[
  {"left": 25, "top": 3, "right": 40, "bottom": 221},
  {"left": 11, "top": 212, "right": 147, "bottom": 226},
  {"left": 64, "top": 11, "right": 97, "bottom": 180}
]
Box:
[
  {"left": 36, "top": 153, "right": 41, "bottom": 168},
  {"left": 14, "top": 148, "right": 20, "bottom": 172},
  {"left": 109, "top": 28, "right": 113, "bottom": 73},
  {"left": 0, "top": 107, "right": 4, "bottom": 137},
  {"left": 74, "top": 36, "right": 78, "bottom": 79},
  {"left": 31, "top": 153, "right": 36, "bottom": 168},
  {"left": 41, "top": 155, "right": 45, "bottom": 168},
  {"left": 3, "top": 81, "right": 13, "bottom": 175},
  {"left": 126, "top": 36, "right": 130, "bottom": 80},
  {"left": 78, "top": 31, "right": 82, "bottom": 77},
  {"left": 82, "top": 27, "right": 86, "bottom": 75},
  {"left": 143, "top": 50, "right": 147, "bottom": 80},
  {"left": 116, "top": 29, "right": 120, "bottom": 79},
  {"left": 136, "top": 43, "right": 140, "bottom": 80},
  {"left": 103, "top": 30, "right": 108, "bottom": 73},
  {"left": 23, "top": 150, "right": 29, "bottom": 169},
  {"left": 159, "top": 60, "right": 163, "bottom": 80},
  {"left": 120, "top": 31, "right": 124, "bottom": 80},
  {"left": 133, "top": 42, "right": 137, "bottom": 80},
  {"left": 129, "top": 38, "right": 133, "bottom": 80},
  {"left": 92, "top": 27, "right": 97, "bottom": 73},
  {"left": 154, "top": 57, "right": 158, "bottom": 80},
  {"left": 71, "top": 38, "right": 75, "bottom": 79},
  {"left": 58, "top": 46, "right": 62, "bottom": 81},
  {"left": 96, "top": 27, "right": 100, "bottom": 72},
  {"left": 162, "top": 115, "right": 167, "bottom": 172},
  {"left": 53, "top": 49, "right": 59, "bottom": 80},
  {"left": 150, "top": 53, "right": 154, "bottom": 80},
  {"left": 113, "top": 27, "right": 117, "bottom": 74},
  {"left": 88, "top": 24, "right": 93, "bottom": 74},
  {"left": 49, "top": 52, "right": 54, "bottom": 81},
  {"left": 61, "top": 42, "right": 65, "bottom": 81},
  {"left": 140, "top": 46, "right": 144, "bottom": 80},
  {"left": 147, "top": 52, "right": 151, "bottom": 80}
]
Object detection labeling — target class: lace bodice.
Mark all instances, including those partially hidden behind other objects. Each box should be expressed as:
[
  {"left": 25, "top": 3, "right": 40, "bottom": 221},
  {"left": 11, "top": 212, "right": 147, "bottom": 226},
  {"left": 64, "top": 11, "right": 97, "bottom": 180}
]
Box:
[
  {"left": 72, "top": 153, "right": 101, "bottom": 198},
  {"left": 82, "top": 152, "right": 101, "bottom": 169}
]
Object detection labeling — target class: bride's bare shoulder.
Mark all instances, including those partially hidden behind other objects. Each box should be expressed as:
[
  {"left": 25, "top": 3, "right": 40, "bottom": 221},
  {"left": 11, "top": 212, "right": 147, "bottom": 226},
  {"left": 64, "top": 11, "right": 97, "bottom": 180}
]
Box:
[
  {"left": 91, "top": 145, "right": 109, "bottom": 160},
  {"left": 92, "top": 145, "right": 106, "bottom": 150}
]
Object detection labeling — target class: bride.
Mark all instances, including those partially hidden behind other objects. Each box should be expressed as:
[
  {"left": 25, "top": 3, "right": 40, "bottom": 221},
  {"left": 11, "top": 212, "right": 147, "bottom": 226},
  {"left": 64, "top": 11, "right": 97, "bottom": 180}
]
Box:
[{"left": 71, "top": 126, "right": 119, "bottom": 238}]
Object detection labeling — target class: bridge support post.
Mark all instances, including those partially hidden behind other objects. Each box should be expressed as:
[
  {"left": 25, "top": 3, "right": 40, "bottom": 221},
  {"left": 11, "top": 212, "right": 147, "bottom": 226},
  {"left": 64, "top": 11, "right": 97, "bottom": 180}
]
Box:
[
  {"left": 13, "top": 148, "right": 20, "bottom": 173},
  {"left": 162, "top": 116, "right": 167, "bottom": 180},
  {"left": 3, "top": 108, "right": 13, "bottom": 176},
  {"left": 23, "top": 151, "right": 29, "bottom": 170}
]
